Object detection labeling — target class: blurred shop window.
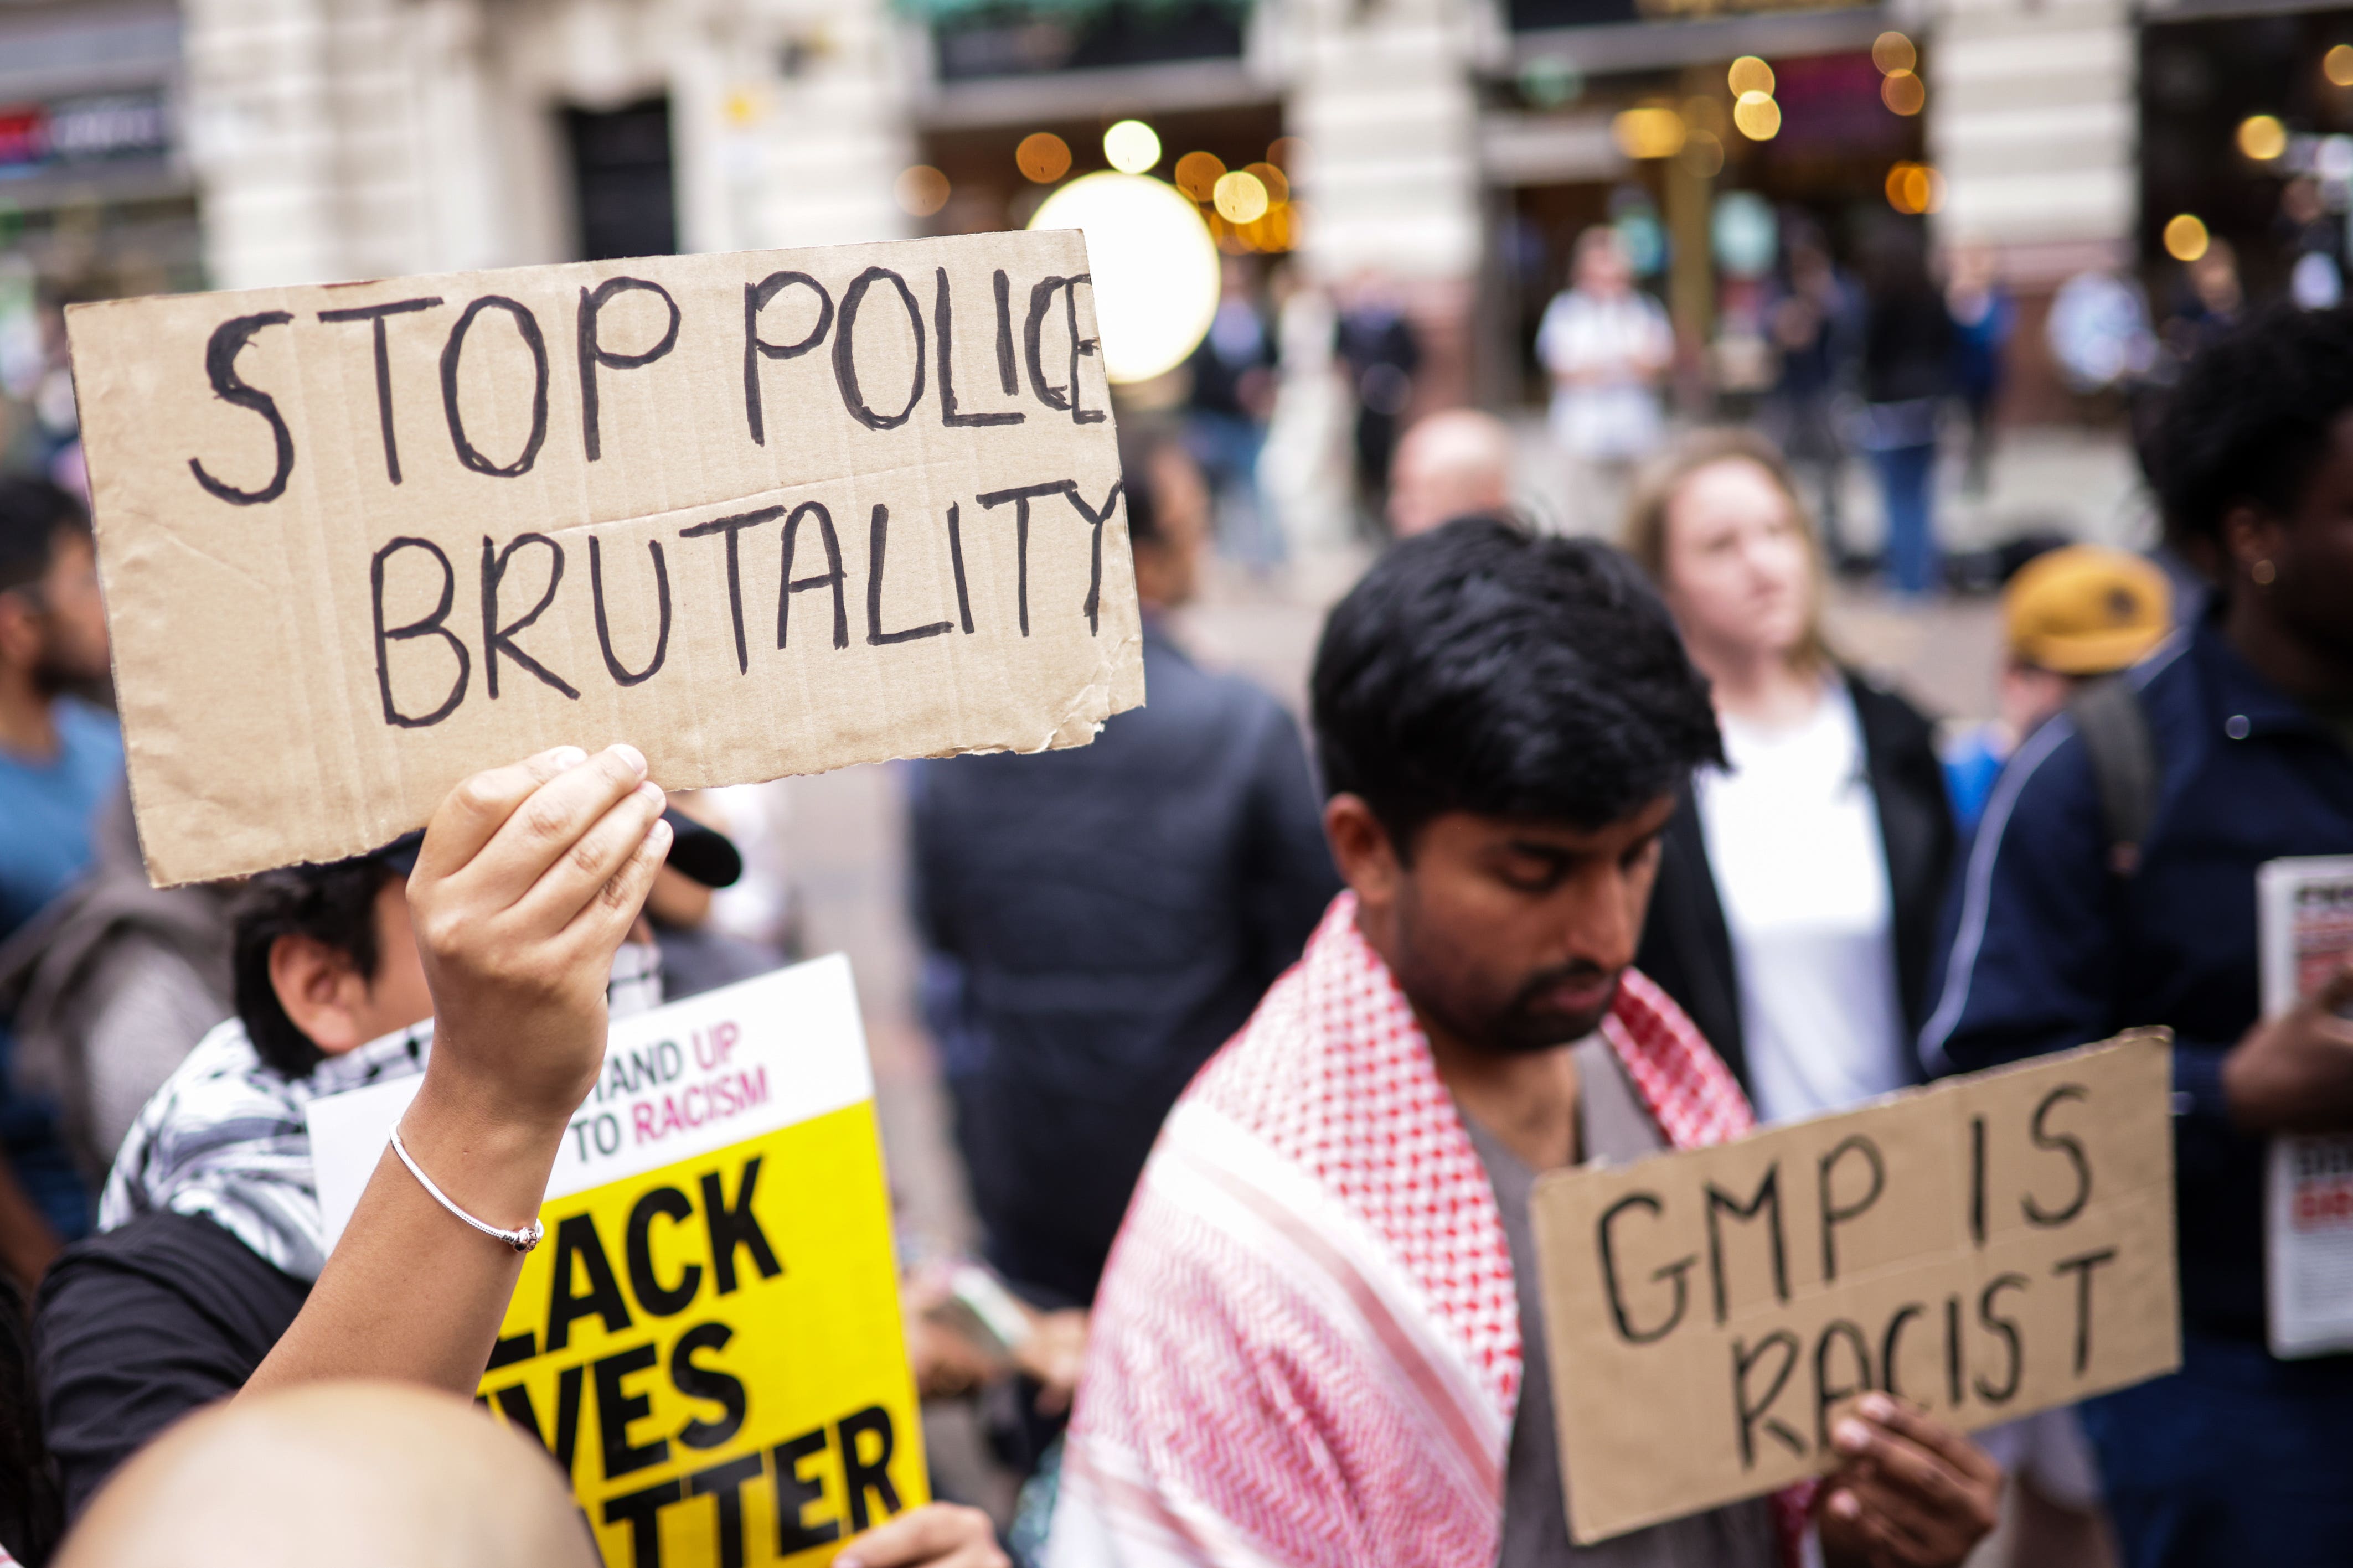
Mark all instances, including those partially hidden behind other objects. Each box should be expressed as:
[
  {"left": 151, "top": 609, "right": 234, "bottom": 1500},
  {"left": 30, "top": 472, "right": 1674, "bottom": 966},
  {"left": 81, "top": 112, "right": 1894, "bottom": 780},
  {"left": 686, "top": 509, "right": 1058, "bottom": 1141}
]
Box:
[{"left": 564, "top": 98, "right": 677, "bottom": 262}]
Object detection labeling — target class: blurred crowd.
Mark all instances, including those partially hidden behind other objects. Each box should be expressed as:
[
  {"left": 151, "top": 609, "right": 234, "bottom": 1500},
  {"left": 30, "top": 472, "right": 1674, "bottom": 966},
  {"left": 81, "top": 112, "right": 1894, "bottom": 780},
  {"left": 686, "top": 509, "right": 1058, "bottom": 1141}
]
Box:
[{"left": 0, "top": 190, "right": 2347, "bottom": 1568}]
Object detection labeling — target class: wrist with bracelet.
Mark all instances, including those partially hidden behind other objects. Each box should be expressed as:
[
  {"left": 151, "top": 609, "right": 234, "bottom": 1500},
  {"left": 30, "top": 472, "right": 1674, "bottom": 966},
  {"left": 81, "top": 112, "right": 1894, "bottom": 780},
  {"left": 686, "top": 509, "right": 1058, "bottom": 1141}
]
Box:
[{"left": 389, "top": 1120, "right": 545, "bottom": 1254}]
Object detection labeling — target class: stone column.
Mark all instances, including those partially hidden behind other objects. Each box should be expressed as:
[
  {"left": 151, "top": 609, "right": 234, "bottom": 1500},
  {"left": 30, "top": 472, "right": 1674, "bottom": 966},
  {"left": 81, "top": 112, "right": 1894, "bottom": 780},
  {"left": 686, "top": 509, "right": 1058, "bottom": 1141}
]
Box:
[
  {"left": 182, "top": 0, "right": 347, "bottom": 288},
  {"left": 745, "top": 0, "right": 916, "bottom": 249}
]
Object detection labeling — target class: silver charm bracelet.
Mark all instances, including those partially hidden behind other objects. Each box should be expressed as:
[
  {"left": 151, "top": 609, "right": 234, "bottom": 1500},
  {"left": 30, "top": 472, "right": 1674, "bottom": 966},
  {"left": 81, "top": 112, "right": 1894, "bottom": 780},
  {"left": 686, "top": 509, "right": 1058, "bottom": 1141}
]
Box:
[{"left": 388, "top": 1122, "right": 545, "bottom": 1254}]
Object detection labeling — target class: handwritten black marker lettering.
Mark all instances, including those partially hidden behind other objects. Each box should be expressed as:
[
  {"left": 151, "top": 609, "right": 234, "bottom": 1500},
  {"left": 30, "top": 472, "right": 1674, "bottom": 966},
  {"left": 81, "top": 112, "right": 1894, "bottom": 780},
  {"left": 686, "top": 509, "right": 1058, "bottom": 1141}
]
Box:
[
  {"left": 935, "top": 268, "right": 1022, "bottom": 429},
  {"left": 189, "top": 311, "right": 296, "bottom": 505},
  {"left": 776, "top": 501, "right": 848, "bottom": 651},
  {"left": 588, "top": 536, "right": 671, "bottom": 687},
  {"left": 1817, "top": 1135, "right": 1886, "bottom": 1284},
  {"left": 370, "top": 536, "right": 469, "bottom": 727},
  {"left": 1595, "top": 1191, "right": 1692, "bottom": 1345},
  {"left": 440, "top": 296, "right": 549, "bottom": 478},
  {"left": 1880, "top": 1302, "right": 1924, "bottom": 1405},
  {"left": 577, "top": 277, "right": 682, "bottom": 463},
  {"left": 317, "top": 298, "right": 441, "bottom": 485},
  {"left": 2023, "top": 1084, "right": 2092, "bottom": 1227},
  {"left": 1063, "top": 478, "right": 1123, "bottom": 634},
  {"left": 742, "top": 271, "right": 832, "bottom": 446},
  {"left": 2053, "top": 1247, "right": 2118, "bottom": 1375},
  {"left": 1969, "top": 1114, "right": 1987, "bottom": 1246},
  {"left": 1704, "top": 1167, "right": 1789, "bottom": 1325},
  {"left": 832, "top": 267, "right": 926, "bottom": 431},
  {"left": 1730, "top": 1331, "right": 1805, "bottom": 1468},
  {"left": 946, "top": 501, "right": 973, "bottom": 634},
  {"left": 865, "top": 505, "right": 956, "bottom": 646},
  {"left": 1062, "top": 273, "right": 1105, "bottom": 425},
  {"left": 1023, "top": 275, "right": 1101, "bottom": 421},
  {"left": 679, "top": 506, "right": 782, "bottom": 674},
  {"left": 479, "top": 533, "right": 577, "bottom": 700},
  {"left": 973, "top": 481, "right": 1067, "bottom": 637},
  {"left": 1971, "top": 1273, "right": 2027, "bottom": 1405},
  {"left": 1944, "top": 1295, "right": 1965, "bottom": 1409},
  {"left": 992, "top": 270, "right": 1019, "bottom": 396},
  {"left": 1813, "top": 1321, "right": 1875, "bottom": 1453}
]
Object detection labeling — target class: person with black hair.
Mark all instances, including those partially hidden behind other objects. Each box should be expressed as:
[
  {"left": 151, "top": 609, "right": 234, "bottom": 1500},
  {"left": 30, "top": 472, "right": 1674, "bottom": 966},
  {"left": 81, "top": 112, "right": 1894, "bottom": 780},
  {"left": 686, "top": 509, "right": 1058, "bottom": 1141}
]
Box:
[
  {"left": 1050, "top": 519, "right": 2000, "bottom": 1568},
  {"left": 0, "top": 479, "right": 118, "bottom": 1286},
  {"left": 1924, "top": 304, "right": 2353, "bottom": 1565},
  {"left": 32, "top": 753, "right": 1001, "bottom": 1566},
  {"left": 907, "top": 426, "right": 1335, "bottom": 1447}
]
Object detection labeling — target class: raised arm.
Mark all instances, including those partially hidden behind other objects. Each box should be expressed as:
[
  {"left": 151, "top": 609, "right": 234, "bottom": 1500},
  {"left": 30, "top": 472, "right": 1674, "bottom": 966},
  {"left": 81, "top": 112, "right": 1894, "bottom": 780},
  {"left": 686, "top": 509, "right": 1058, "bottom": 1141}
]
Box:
[{"left": 244, "top": 743, "right": 668, "bottom": 1395}]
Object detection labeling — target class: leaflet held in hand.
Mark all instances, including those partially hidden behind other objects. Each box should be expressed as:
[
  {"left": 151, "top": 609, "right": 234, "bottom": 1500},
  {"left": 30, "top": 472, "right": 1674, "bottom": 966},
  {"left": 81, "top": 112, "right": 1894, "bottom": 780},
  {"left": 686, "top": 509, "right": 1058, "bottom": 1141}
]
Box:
[{"left": 2261, "top": 856, "right": 2353, "bottom": 1359}]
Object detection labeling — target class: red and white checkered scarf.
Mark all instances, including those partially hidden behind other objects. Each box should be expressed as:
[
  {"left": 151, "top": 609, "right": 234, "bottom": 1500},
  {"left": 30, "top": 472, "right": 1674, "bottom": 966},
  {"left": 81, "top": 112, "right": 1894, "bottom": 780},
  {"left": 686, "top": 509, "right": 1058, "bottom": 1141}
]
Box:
[{"left": 1050, "top": 893, "right": 1788, "bottom": 1568}]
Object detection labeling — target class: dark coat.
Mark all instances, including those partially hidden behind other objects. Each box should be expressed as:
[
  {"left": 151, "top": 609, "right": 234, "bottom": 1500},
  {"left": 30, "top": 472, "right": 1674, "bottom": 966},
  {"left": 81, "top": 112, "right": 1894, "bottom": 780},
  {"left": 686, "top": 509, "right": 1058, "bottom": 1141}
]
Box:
[{"left": 1635, "top": 670, "right": 1958, "bottom": 1094}]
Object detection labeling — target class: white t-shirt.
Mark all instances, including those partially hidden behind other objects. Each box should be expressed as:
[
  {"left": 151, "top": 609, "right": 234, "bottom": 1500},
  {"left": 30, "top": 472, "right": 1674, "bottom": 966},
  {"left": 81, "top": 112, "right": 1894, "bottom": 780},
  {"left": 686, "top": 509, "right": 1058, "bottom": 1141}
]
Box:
[
  {"left": 1535, "top": 287, "right": 1671, "bottom": 462},
  {"left": 1696, "top": 683, "right": 1910, "bottom": 1126}
]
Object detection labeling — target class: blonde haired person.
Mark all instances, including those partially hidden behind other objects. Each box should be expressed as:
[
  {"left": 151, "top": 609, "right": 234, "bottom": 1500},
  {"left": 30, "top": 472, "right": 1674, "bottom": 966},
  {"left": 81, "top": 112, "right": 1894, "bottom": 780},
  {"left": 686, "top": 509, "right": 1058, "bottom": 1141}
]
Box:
[{"left": 1625, "top": 431, "right": 2115, "bottom": 1568}]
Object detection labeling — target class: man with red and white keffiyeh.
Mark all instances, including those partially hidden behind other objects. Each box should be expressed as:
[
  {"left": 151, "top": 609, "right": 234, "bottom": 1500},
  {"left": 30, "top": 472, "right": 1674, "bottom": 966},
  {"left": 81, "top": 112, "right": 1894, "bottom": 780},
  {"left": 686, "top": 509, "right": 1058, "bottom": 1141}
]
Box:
[{"left": 1049, "top": 520, "right": 2002, "bottom": 1568}]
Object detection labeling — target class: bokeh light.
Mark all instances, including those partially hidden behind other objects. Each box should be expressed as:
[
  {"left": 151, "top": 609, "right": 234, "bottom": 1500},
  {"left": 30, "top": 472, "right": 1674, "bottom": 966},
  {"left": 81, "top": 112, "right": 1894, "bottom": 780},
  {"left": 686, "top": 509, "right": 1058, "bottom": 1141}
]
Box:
[
  {"left": 1520, "top": 55, "right": 1586, "bottom": 107},
  {"left": 1612, "top": 105, "right": 1687, "bottom": 159},
  {"left": 1212, "top": 169, "right": 1270, "bottom": 223},
  {"left": 1872, "top": 32, "right": 1917, "bottom": 74},
  {"left": 1016, "top": 132, "right": 1072, "bottom": 184},
  {"left": 2238, "top": 114, "right": 2288, "bottom": 160},
  {"left": 2328, "top": 44, "right": 2353, "bottom": 87},
  {"left": 1731, "top": 92, "right": 1781, "bottom": 141},
  {"left": 1174, "top": 151, "right": 1225, "bottom": 202},
  {"left": 2163, "top": 213, "right": 2211, "bottom": 262},
  {"left": 1246, "top": 161, "right": 1290, "bottom": 205},
  {"left": 1103, "top": 120, "right": 1162, "bottom": 175},
  {"left": 1267, "top": 137, "right": 1307, "bottom": 171},
  {"left": 1726, "top": 56, "right": 1775, "bottom": 96},
  {"left": 1881, "top": 70, "right": 1926, "bottom": 115},
  {"left": 1884, "top": 161, "right": 1945, "bottom": 214},
  {"left": 894, "top": 165, "right": 950, "bottom": 217},
  {"left": 1029, "top": 172, "right": 1219, "bottom": 384}
]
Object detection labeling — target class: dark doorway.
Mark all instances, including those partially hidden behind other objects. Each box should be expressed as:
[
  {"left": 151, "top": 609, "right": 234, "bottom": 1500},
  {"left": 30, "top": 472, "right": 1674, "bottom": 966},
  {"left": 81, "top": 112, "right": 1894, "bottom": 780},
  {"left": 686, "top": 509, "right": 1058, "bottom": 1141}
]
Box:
[{"left": 565, "top": 97, "right": 677, "bottom": 261}]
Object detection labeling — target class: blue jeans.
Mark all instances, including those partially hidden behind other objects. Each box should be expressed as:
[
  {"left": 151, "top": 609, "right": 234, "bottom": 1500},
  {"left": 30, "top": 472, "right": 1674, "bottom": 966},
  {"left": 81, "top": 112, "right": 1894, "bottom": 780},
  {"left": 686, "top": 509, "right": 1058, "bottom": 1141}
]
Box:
[
  {"left": 1869, "top": 443, "right": 1938, "bottom": 596},
  {"left": 2078, "top": 1328, "right": 2353, "bottom": 1567},
  {"left": 1186, "top": 413, "right": 1282, "bottom": 570}
]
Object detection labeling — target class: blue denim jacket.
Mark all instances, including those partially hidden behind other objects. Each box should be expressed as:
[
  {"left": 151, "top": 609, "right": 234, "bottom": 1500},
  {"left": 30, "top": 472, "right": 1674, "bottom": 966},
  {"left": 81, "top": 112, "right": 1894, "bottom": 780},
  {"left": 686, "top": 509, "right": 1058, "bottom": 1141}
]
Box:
[{"left": 1922, "top": 614, "right": 2353, "bottom": 1338}]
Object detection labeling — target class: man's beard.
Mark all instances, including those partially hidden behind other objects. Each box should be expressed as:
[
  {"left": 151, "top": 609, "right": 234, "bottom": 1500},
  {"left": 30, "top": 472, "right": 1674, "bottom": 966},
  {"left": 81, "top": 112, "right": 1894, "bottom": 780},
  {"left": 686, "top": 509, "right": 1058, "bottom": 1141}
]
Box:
[
  {"left": 34, "top": 650, "right": 112, "bottom": 709},
  {"left": 1387, "top": 898, "right": 1622, "bottom": 1058}
]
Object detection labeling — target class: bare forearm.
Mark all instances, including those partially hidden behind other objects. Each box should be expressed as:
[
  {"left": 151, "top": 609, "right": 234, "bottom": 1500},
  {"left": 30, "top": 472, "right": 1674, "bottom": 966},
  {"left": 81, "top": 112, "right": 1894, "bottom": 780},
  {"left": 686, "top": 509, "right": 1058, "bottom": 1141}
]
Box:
[{"left": 245, "top": 1074, "right": 561, "bottom": 1396}]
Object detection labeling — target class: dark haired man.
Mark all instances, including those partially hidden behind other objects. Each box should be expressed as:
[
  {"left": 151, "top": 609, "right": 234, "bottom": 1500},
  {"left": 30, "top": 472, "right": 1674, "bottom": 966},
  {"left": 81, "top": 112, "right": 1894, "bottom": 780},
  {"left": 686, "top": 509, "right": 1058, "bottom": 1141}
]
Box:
[
  {"left": 910, "top": 427, "right": 1334, "bottom": 1334},
  {"left": 33, "top": 774, "right": 1002, "bottom": 1567},
  {"left": 1924, "top": 305, "right": 2353, "bottom": 1564},
  {"left": 1051, "top": 519, "right": 1999, "bottom": 1567},
  {"left": 0, "top": 478, "right": 118, "bottom": 1281}
]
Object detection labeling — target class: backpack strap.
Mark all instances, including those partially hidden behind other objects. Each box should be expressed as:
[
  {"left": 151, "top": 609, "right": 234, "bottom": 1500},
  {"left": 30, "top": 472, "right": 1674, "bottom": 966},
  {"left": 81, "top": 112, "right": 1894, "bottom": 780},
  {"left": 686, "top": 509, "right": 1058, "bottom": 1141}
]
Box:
[{"left": 2065, "top": 676, "right": 2158, "bottom": 878}]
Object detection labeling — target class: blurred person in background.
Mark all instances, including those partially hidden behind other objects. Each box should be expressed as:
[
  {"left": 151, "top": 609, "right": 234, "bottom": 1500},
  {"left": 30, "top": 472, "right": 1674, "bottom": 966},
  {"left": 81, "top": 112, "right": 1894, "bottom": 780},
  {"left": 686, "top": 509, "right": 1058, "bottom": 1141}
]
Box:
[
  {"left": 1183, "top": 257, "right": 1281, "bottom": 571},
  {"left": 1923, "top": 305, "right": 2353, "bottom": 1566},
  {"left": 1335, "top": 271, "right": 1422, "bottom": 529},
  {"left": 2277, "top": 175, "right": 2344, "bottom": 311},
  {"left": 0, "top": 789, "right": 236, "bottom": 1188},
  {"left": 1856, "top": 226, "right": 1956, "bottom": 597},
  {"left": 1624, "top": 433, "right": 2121, "bottom": 1568},
  {"left": 1051, "top": 520, "right": 2001, "bottom": 1568},
  {"left": 0, "top": 478, "right": 118, "bottom": 1281},
  {"left": 1941, "top": 545, "right": 2174, "bottom": 835},
  {"left": 906, "top": 427, "right": 1337, "bottom": 1467},
  {"left": 1623, "top": 431, "right": 1955, "bottom": 1126},
  {"left": 2163, "top": 239, "right": 2243, "bottom": 365},
  {"left": 1538, "top": 226, "right": 1673, "bottom": 527},
  {"left": 1257, "top": 263, "right": 1354, "bottom": 556},
  {"left": 1946, "top": 240, "right": 2014, "bottom": 496},
  {"left": 1764, "top": 227, "right": 1860, "bottom": 567},
  {"left": 1387, "top": 408, "right": 1513, "bottom": 539}
]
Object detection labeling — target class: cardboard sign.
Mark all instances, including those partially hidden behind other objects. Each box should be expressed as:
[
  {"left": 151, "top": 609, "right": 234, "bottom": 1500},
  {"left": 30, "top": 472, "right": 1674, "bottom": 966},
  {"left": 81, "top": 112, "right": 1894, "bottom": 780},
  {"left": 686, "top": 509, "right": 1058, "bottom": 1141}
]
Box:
[
  {"left": 306, "top": 957, "right": 926, "bottom": 1566},
  {"left": 1530, "top": 1033, "right": 2178, "bottom": 1544},
  {"left": 67, "top": 231, "right": 1139, "bottom": 886}
]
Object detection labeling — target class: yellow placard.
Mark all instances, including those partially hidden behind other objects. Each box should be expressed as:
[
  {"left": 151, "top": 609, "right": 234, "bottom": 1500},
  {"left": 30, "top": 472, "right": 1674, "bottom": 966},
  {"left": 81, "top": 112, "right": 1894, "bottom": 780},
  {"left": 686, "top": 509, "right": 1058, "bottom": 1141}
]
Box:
[{"left": 477, "top": 1103, "right": 927, "bottom": 1567}]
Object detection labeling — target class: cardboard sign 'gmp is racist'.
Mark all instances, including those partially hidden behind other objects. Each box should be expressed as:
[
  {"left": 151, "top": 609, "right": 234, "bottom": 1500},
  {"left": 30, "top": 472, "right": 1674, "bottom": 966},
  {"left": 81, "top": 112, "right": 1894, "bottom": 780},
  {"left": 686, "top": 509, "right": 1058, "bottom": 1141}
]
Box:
[
  {"left": 1532, "top": 1033, "right": 2179, "bottom": 1544},
  {"left": 67, "top": 230, "right": 1139, "bottom": 885}
]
